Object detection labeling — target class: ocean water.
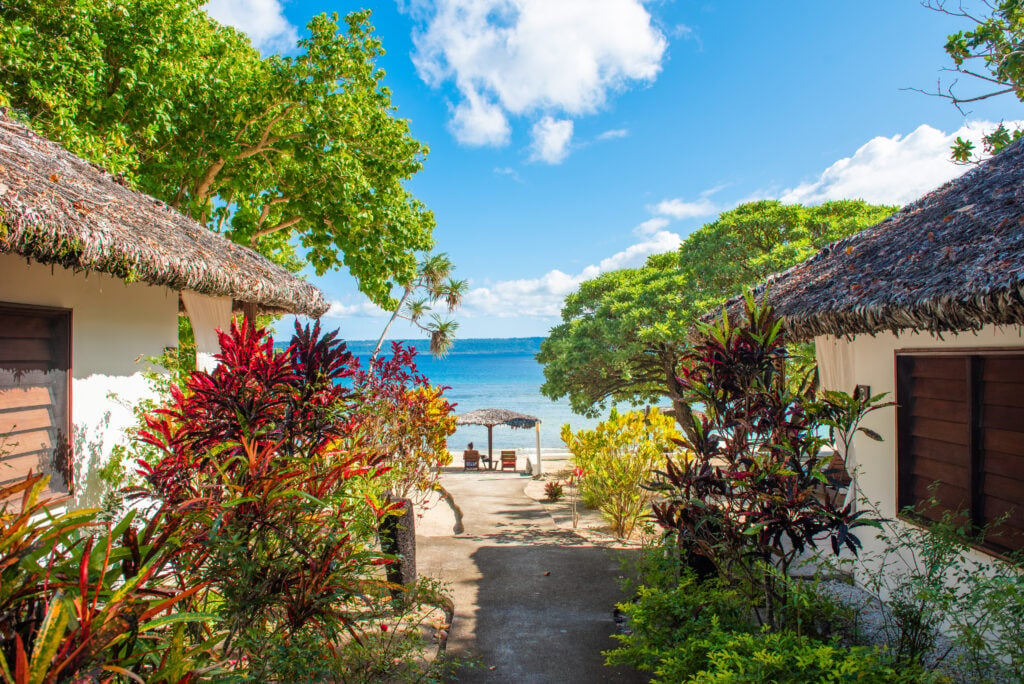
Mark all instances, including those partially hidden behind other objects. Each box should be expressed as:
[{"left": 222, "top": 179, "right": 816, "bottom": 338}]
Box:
[{"left": 342, "top": 337, "right": 605, "bottom": 453}]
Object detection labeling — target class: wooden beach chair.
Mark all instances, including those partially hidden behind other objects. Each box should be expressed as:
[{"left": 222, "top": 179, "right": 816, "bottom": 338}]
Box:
[
  {"left": 500, "top": 449, "right": 517, "bottom": 471},
  {"left": 463, "top": 449, "right": 481, "bottom": 470}
]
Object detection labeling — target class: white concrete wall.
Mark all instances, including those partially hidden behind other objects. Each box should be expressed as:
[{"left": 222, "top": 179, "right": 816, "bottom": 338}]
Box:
[
  {"left": 0, "top": 254, "right": 179, "bottom": 507},
  {"left": 815, "top": 324, "right": 1024, "bottom": 585}
]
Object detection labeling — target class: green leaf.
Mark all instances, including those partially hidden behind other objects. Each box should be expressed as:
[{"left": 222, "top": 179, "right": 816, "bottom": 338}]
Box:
[
  {"left": 858, "top": 427, "right": 883, "bottom": 441},
  {"left": 0, "top": 647, "right": 13, "bottom": 684},
  {"left": 222, "top": 496, "right": 259, "bottom": 507},
  {"left": 138, "top": 612, "right": 220, "bottom": 632},
  {"left": 28, "top": 593, "right": 69, "bottom": 684}
]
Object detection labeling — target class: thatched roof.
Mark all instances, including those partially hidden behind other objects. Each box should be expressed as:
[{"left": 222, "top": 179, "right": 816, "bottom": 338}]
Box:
[
  {"left": 712, "top": 138, "right": 1024, "bottom": 341},
  {"left": 456, "top": 408, "right": 541, "bottom": 429},
  {"left": 0, "top": 113, "right": 328, "bottom": 317}
]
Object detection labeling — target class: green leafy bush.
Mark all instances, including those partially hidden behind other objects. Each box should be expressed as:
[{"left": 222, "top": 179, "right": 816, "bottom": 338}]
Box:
[
  {"left": 606, "top": 568, "right": 752, "bottom": 677},
  {"left": 562, "top": 408, "right": 680, "bottom": 537},
  {"left": 0, "top": 473, "right": 219, "bottom": 682},
  {"left": 681, "top": 629, "right": 926, "bottom": 684},
  {"left": 331, "top": 577, "right": 457, "bottom": 683},
  {"left": 854, "top": 501, "right": 1024, "bottom": 681},
  {"left": 607, "top": 564, "right": 919, "bottom": 683}
]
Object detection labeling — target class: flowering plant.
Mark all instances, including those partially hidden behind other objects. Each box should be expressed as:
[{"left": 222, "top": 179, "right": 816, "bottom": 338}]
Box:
[{"left": 348, "top": 342, "right": 456, "bottom": 505}]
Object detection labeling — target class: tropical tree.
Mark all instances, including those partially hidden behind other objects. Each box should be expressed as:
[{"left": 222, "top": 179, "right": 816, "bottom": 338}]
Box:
[
  {"left": 370, "top": 253, "right": 468, "bottom": 360},
  {"left": 0, "top": 0, "right": 435, "bottom": 304},
  {"left": 676, "top": 200, "right": 896, "bottom": 313},
  {"left": 538, "top": 252, "right": 694, "bottom": 421},
  {"left": 539, "top": 200, "right": 895, "bottom": 422},
  {"left": 921, "top": 1, "right": 1024, "bottom": 161}
]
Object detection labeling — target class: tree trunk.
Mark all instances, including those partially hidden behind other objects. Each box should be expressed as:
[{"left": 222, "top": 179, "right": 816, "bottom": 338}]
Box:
[
  {"left": 380, "top": 497, "right": 417, "bottom": 601},
  {"left": 664, "top": 353, "right": 699, "bottom": 445},
  {"left": 371, "top": 286, "right": 412, "bottom": 363}
]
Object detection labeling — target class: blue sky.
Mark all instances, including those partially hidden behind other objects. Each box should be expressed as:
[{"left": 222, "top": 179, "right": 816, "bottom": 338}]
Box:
[{"left": 206, "top": 0, "right": 1020, "bottom": 341}]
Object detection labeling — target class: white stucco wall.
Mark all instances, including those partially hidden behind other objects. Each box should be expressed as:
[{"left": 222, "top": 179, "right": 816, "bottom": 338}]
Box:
[
  {"left": 815, "top": 324, "right": 1024, "bottom": 584},
  {"left": 0, "top": 254, "right": 179, "bottom": 507}
]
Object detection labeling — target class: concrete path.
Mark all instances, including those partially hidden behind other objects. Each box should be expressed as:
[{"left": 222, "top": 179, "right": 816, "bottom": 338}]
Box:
[{"left": 416, "top": 470, "right": 648, "bottom": 683}]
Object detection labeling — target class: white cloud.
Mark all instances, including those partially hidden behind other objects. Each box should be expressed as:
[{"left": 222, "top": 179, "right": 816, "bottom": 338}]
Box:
[
  {"left": 493, "top": 166, "right": 523, "bottom": 182},
  {"left": 450, "top": 89, "right": 511, "bottom": 146},
  {"left": 529, "top": 117, "right": 574, "bottom": 164},
  {"left": 463, "top": 270, "right": 582, "bottom": 318},
  {"left": 578, "top": 230, "right": 682, "bottom": 279},
  {"left": 651, "top": 196, "right": 719, "bottom": 220},
  {"left": 779, "top": 120, "right": 1024, "bottom": 206},
  {"left": 324, "top": 300, "right": 389, "bottom": 319},
  {"left": 462, "top": 229, "right": 681, "bottom": 317},
  {"left": 633, "top": 217, "right": 670, "bottom": 236},
  {"left": 407, "top": 0, "right": 667, "bottom": 155},
  {"left": 598, "top": 128, "right": 629, "bottom": 141},
  {"left": 204, "top": 0, "right": 298, "bottom": 53}
]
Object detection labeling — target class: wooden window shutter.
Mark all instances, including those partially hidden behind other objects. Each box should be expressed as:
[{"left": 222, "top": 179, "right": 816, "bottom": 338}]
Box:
[
  {"left": 978, "top": 356, "right": 1024, "bottom": 552},
  {"left": 897, "top": 351, "right": 1024, "bottom": 554},
  {"left": 897, "top": 355, "right": 971, "bottom": 523},
  {"left": 0, "top": 304, "right": 72, "bottom": 499}
]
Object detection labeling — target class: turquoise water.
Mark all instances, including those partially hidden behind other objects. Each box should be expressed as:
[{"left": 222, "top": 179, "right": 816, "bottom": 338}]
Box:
[{"left": 342, "top": 337, "right": 604, "bottom": 452}]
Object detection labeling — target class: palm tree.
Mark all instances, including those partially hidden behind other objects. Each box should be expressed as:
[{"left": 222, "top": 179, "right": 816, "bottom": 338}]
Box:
[{"left": 370, "top": 253, "right": 468, "bottom": 361}]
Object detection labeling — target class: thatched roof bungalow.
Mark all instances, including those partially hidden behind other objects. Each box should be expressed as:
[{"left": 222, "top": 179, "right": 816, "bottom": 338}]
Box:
[
  {"left": 708, "top": 138, "right": 1024, "bottom": 564},
  {"left": 0, "top": 114, "right": 328, "bottom": 317},
  {"left": 712, "top": 137, "right": 1024, "bottom": 342},
  {"left": 0, "top": 113, "right": 328, "bottom": 504}
]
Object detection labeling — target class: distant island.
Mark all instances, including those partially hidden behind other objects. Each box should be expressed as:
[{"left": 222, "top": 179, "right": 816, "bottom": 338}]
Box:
[{"left": 280, "top": 336, "right": 547, "bottom": 357}]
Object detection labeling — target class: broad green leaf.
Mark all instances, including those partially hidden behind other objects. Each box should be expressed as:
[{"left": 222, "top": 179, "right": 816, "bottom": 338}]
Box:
[
  {"left": 28, "top": 594, "right": 69, "bottom": 684},
  {"left": 138, "top": 611, "right": 220, "bottom": 632}
]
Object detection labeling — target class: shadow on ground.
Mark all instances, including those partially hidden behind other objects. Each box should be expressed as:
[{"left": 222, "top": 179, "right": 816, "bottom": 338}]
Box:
[
  {"left": 453, "top": 543, "right": 646, "bottom": 683},
  {"left": 417, "top": 472, "right": 649, "bottom": 683}
]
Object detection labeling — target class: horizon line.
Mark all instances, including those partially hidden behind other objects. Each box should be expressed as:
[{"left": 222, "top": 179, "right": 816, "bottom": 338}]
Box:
[{"left": 275, "top": 334, "right": 547, "bottom": 345}]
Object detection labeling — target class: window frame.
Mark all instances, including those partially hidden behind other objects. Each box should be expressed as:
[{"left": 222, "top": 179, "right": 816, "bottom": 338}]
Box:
[{"left": 0, "top": 301, "right": 73, "bottom": 495}]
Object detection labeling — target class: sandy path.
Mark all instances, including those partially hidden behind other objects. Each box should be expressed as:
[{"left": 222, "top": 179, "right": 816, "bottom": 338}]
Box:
[{"left": 416, "top": 470, "right": 648, "bottom": 683}]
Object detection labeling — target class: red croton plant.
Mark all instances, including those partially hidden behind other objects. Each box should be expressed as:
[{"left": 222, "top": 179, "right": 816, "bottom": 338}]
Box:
[
  {"left": 0, "top": 473, "right": 214, "bottom": 683},
  {"left": 651, "top": 294, "right": 887, "bottom": 630},
  {"left": 136, "top": 320, "right": 414, "bottom": 679},
  {"left": 1, "top": 320, "right": 456, "bottom": 682},
  {"left": 350, "top": 342, "right": 457, "bottom": 505}
]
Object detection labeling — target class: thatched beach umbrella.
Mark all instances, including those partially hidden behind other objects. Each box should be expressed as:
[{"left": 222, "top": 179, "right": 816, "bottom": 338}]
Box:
[{"left": 456, "top": 408, "right": 542, "bottom": 473}]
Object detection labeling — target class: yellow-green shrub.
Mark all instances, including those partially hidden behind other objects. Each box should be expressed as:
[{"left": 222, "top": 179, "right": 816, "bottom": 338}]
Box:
[{"left": 561, "top": 409, "right": 680, "bottom": 538}]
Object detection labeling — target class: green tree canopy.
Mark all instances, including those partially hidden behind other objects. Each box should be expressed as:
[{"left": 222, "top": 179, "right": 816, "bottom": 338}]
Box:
[
  {"left": 539, "top": 200, "right": 896, "bottom": 419},
  {"left": 538, "top": 251, "right": 693, "bottom": 419},
  {"left": 0, "top": 0, "right": 434, "bottom": 305},
  {"left": 677, "top": 200, "right": 896, "bottom": 312}
]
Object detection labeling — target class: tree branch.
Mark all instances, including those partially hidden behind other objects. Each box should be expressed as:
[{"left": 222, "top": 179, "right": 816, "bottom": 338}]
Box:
[
  {"left": 903, "top": 84, "right": 1018, "bottom": 106},
  {"left": 194, "top": 157, "right": 226, "bottom": 204},
  {"left": 250, "top": 216, "right": 301, "bottom": 243},
  {"left": 371, "top": 286, "right": 414, "bottom": 362},
  {"left": 256, "top": 196, "right": 291, "bottom": 228}
]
